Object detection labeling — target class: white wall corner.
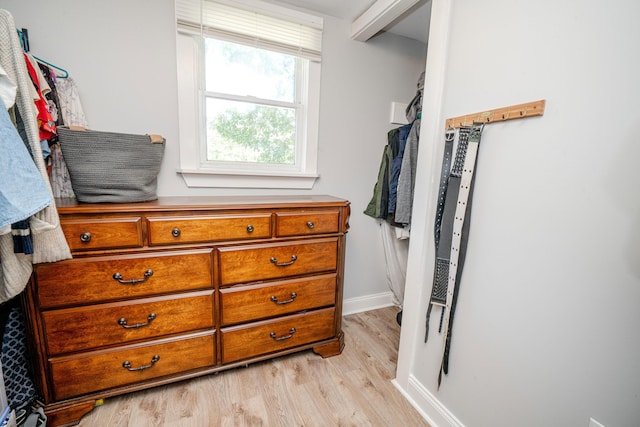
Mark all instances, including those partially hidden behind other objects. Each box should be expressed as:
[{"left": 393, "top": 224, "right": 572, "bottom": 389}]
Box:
[
  {"left": 392, "top": 375, "right": 465, "bottom": 427},
  {"left": 351, "top": 0, "right": 421, "bottom": 41}
]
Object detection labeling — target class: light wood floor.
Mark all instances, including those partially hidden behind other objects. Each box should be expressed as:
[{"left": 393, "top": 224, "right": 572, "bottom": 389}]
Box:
[{"left": 77, "top": 306, "right": 430, "bottom": 427}]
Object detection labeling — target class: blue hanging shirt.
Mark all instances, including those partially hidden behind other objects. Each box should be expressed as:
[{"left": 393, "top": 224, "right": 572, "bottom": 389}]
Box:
[{"left": 0, "top": 97, "right": 52, "bottom": 228}]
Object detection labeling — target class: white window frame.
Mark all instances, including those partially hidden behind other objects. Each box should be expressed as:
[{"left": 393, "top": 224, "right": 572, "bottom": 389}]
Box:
[{"left": 175, "top": 0, "right": 322, "bottom": 189}]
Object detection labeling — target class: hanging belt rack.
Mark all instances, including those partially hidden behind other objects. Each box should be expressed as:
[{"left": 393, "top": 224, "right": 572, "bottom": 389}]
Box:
[
  {"left": 445, "top": 99, "right": 546, "bottom": 129},
  {"left": 429, "top": 98, "right": 546, "bottom": 387}
]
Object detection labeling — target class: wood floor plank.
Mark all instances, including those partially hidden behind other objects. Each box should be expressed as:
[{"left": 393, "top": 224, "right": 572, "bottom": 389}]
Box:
[{"left": 77, "top": 307, "right": 430, "bottom": 426}]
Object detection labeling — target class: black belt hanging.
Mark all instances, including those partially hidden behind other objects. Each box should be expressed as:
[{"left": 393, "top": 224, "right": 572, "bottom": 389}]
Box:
[
  {"left": 424, "top": 127, "right": 457, "bottom": 342},
  {"left": 424, "top": 124, "right": 484, "bottom": 387}
]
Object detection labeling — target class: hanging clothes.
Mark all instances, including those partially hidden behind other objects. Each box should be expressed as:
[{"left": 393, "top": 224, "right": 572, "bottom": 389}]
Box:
[
  {"left": 406, "top": 71, "right": 424, "bottom": 123},
  {"left": 0, "top": 61, "right": 15, "bottom": 108},
  {"left": 380, "top": 220, "right": 409, "bottom": 306},
  {"left": 364, "top": 124, "right": 412, "bottom": 308},
  {"left": 366, "top": 71, "right": 425, "bottom": 228},
  {"left": 364, "top": 123, "right": 412, "bottom": 223},
  {"left": 54, "top": 77, "right": 88, "bottom": 128},
  {"left": 364, "top": 72, "right": 425, "bottom": 309},
  {"left": 394, "top": 118, "right": 420, "bottom": 225},
  {"left": 0, "top": 9, "right": 71, "bottom": 304},
  {"left": 388, "top": 123, "right": 413, "bottom": 219},
  {"left": 0, "top": 80, "right": 51, "bottom": 229},
  {"left": 49, "top": 76, "right": 88, "bottom": 198},
  {"left": 23, "top": 53, "right": 56, "bottom": 142}
]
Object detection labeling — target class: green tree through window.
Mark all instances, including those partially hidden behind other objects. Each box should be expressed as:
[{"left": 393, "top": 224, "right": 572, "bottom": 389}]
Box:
[
  {"left": 204, "top": 38, "right": 298, "bottom": 165},
  {"left": 209, "top": 104, "right": 295, "bottom": 164}
]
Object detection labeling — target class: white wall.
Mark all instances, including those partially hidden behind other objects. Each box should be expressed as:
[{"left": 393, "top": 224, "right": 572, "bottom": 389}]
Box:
[
  {"left": 397, "top": 0, "right": 640, "bottom": 426},
  {"left": 1, "top": 0, "right": 427, "bottom": 308}
]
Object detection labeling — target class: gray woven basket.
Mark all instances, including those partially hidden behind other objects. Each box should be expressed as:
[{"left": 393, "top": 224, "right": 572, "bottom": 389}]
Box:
[{"left": 57, "top": 127, "right": 165, "bottom": 203}]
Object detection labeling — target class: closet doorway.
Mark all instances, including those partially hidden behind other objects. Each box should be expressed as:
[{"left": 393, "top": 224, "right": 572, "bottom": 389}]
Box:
[{"left": 354, "top": 0, "right": 432, "bottom": 331}]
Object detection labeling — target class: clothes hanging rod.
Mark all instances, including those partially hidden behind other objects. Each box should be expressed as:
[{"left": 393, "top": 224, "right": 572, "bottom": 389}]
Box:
[{"left": 445, "top": 99, "right": 546, "bottom": 129}]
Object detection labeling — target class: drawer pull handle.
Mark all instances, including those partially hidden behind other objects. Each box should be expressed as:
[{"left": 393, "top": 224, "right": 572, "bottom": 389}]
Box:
[
  {"left": 307, "top": 221, "right": 314, "bottom": 229},
  {"left": 118, "top": 313, "right": 156, "bottom": 329},
  {"left": 270, "top": 327, "right": 296, "bottom": 341},
  {"left": 79, "top": 232, "right": 92, "bottom": 243},
  {"left": 270, "top": 255, "right": 297, "bottom": 267},
  {"left": 171, "top": 227, "right": 181, "bottom": 237},
  {"left": 270, "top": 292, "right": 297, "bottom": 305},
  {"left": 122, "top": 355, "right": 160, "bottom": 372},
  {"left": 113, "top": 269, "right": 154, "bottom": 285},
  {"left": 246, "top": 224, "right": 254, "bottom": 233}
]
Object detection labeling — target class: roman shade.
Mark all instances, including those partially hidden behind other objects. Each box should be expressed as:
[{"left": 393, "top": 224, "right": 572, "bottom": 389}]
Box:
[{"left": 175, "top": 0, "right": 323, "bottom": 61}]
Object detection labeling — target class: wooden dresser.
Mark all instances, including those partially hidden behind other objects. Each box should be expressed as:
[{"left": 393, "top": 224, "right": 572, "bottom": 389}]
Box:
[{"left": 23, "top": 196, "right": 350, "bottom": 426}]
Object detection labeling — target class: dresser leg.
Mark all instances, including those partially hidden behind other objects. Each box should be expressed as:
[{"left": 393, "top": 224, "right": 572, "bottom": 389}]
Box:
[
  {"left": 312, "top": 330, "right": 345, "bottom": 358},
  {"left": 43, "top": 399, "right": 98, "bottom": 427}
]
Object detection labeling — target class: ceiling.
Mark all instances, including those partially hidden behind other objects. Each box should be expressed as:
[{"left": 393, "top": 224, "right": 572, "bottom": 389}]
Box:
[{"left": 270, "top": 0, "right": 432, "bottom": 44}]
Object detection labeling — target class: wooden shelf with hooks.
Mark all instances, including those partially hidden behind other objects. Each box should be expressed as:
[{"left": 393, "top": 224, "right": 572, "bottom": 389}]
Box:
[{"left": 445, "top": 99, "right": 546, "bottom": 129}]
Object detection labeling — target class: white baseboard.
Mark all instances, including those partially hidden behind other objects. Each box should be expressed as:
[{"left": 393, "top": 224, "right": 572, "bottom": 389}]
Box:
[
  {"left": 342, "top": 291, "right": 397, "bottom": 316},
  {"left": 392, "top": 375, "right": 465, "bottom": 427}
]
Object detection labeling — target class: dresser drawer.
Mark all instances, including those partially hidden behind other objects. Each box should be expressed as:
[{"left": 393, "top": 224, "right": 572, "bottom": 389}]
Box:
[
  {"left": 36, "top": 249, "right": 213, "bottom": 308},
  {"left": 218, "top": 238, "right": 338, "bottom": 286},
  {"left": 50, "top": 332, "right": 215, "bottom": 401},
  {"left": 43, "top": 291, "right": 214, "bottom": 355},
  {"left": 275, "top": 210, "right": 340, "bottom": 237},
  {"left": 221, "top": 308, "right": 335, "bottom": 363},
  {"left": 61, "top": 217, "right": 143, "bottom": 251},
  {"left": 147, "top": 214, "right": 272, "bottom": 246},
  {"left": 220, "top": 274, "right": 336, "bottom": 326}
]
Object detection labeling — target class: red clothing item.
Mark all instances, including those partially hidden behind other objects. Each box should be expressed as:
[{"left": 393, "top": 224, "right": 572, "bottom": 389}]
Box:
[{"left": 24, "top": 54, "right": 56, "bottom": 141}]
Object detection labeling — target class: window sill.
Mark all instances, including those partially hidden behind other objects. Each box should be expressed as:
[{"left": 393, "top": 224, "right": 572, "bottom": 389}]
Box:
[{"left": 177, "top": 169, "right": 319, "bottom": 189}]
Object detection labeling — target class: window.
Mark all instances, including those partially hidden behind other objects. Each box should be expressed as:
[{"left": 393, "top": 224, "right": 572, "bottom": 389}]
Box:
[{"left": 175, "top": 0, "right": 323, "bottom": 189}]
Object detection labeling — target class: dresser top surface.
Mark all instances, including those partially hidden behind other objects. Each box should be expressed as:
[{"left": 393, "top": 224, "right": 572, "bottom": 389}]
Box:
[{"left": 54, "top": 195, "right": 349, "bottom": 214}]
